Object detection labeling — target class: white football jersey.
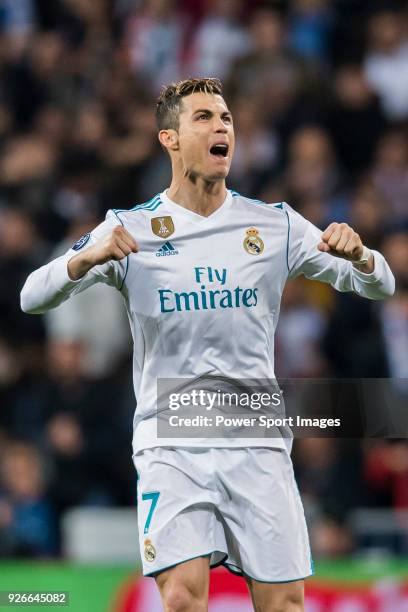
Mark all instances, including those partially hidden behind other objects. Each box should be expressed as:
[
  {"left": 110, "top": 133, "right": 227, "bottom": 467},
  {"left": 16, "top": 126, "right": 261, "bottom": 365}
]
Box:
[{"left": 21, "top": 190, "right": 395, "bottom": 454}]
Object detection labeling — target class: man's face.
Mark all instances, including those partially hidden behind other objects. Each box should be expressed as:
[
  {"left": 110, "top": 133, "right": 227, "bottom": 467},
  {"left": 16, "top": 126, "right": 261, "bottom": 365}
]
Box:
[{"left": 176, "top": 92, "right": 235, "bottom": 181}]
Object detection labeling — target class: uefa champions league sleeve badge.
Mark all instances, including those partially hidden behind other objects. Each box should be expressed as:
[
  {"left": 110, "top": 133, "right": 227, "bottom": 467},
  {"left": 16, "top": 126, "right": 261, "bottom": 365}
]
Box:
[
  {"left": 243, "top": 227, "right": 264, "bottom": 255},
  {"left": 71, "top": 233, "right": 91, "bottom": 251},
  {"left": 151, "top": 216, "right": 175, "bottom": 238}
]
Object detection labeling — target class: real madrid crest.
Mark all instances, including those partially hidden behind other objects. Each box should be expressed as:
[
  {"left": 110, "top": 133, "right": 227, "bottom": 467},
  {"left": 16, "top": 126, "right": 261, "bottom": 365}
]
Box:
[
  {"left": 144, "top": 539, "right": 156, "bottom": 562},
  {"left": 243, "top": 227, "right": 264, "bottom": 255},
  {"left": 151, "top": 216, "right": 175, "bottom": 238}
]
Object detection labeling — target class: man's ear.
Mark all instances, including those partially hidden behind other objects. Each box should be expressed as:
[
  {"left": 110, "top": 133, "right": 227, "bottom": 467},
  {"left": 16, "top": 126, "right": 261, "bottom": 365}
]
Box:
[{"left": 158, "top": 129, "right": 179, "bottom": 151}]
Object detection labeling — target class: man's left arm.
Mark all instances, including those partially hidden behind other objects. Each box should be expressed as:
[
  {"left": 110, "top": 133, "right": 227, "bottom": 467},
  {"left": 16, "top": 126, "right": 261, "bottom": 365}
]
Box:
[{"left": 287, "top": 207, "right": 395, "bottom": 300}]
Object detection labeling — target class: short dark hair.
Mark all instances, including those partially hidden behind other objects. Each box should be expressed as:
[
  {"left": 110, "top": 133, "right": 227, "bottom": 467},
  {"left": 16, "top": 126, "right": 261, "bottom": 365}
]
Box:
[{"left": 156, "top": 77, "right": 223, "bottom": 131}]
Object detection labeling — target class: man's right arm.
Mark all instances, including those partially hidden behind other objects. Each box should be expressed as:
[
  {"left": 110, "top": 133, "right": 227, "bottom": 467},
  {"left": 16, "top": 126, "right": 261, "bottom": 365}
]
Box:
[
  {"left": 21, "top": 219, "right": 138, "bottom": 315},
  {"left": 67, "top": 225, "right": 138, "bottom": 280}
]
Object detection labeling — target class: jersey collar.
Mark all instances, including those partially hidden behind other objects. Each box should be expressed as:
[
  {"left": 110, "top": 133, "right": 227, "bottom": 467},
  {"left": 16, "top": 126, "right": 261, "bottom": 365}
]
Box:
[{"left": 160, "top": 189, "right": 233, "bottom": 223}]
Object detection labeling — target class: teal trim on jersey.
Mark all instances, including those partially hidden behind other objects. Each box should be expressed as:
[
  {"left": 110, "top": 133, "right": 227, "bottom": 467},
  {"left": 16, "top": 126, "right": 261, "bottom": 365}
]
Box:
[
  {"left": 233, "top": 191, "right": 287, "bottom": 211},
  {"left": 143, "top": 551, "right": 226, "bottom": 578},
  {"left": 284, "top": 208, "right": 291, "bottom": 272},
  {"left": 134, "top": 194, "right": 160, "bottom": 207},
  {"left": 112, "top": 210, "right": 129, "bottom": 291},
  {"left": 128, "top": 195, "right": 159, "bottom": 210},
  {"left": 231, "top": 190, "right": 265, "bottom": 205},
  {"left": 142, "top": 491, "right": 160, "bottom": 534},
  {"left": 131, "top": 196, "right": 162, "bottom": 212},
  {"left": 223, "top": 561, "right": 313, "bottom": 584},
  {"left": 113, "top": 194, "right": 162, "bottom": 213}
]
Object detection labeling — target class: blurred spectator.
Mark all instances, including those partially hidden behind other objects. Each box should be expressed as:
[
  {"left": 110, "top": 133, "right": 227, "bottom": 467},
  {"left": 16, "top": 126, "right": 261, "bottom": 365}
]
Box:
[
  {"left": 293, "top": 439, "right": 360, "bottom": 507},
  {"left": 70, "top": 102, "right": 108, "bottom": 152},
  {"left": 327, "top": 63, "right": 386, "bottom": 178},
  {"left": 364, "top": 10, "right": 408, "bottom": 120},
  {"left": 322, "top": 204, "right": 392, "bottom": 378},
  {"left": 379, "top": 229, "right": 408, "bottom": 380},
  {"left": 310, "top": 516, "right": 354, "bottom": 559},
  {"left": 293, "top": 438, "right": 364, "bottom": 556},
  {"left": 228, "top": 95, "right": 279, "bottom": 195},
  {"left": 0, "top": 441, "right": 56, "bottom": 556},
  {"left": 288, "top": 0, "right": 333, "bottom": 64},
  {"left": 283, "top": 126, "right": 344, "bottom": 215},
  {"left": 380, "top": 288, "right": 408, "bottom": 380},
  {"left": 42, "top": 339, "right": 134, "bottom": 522},
  {"left": 275, "top": 278, "right": 328, "bottom": 377},
  {"left": 295, "top": 196, "right": 331, "bottom": 229},
  {"left": 51, "top": 151, "right": 103, "bottom": 237},
  {"left": 0, "top": 134, "right": 57, "bottom": 186},
  {"left": 102, "top": 98, "right": 160, "bottom": 206},
  {"left": 0, "top": 0, "right": 35, "bottom": 61},
  {"left": 188, "top": 0, "right": 250, "bottom": 79},
  {"left": 4, "top": 31, "right": 69, "bottom": 130},
  {"left": 371, "top": 130, "right": 408, "bottom": 220},
  {"left": 364, "top": 441, "right": 408, "bottom": 509},
  {"left": 323, "top": 289, "right": 389, "bottom": 377},
  {"left": 33, "top": 104, "right": 69, "bottom": 149},
  {"left": 0, "top": 208, "right": 46, "bottom": 344},
  {"left": 381, "top": 227, "right": 408, "bottom": 287},
  {"left": 0, "top": 0, "right": 35, "bottom": 36},
  {"left": 122, "top": 0, "right": 186, "bottom": 91},
  {"left": 0, "top": 104, "right": 13, "bottom": 145},
  {"left": 348, "top": 181, "right": 390, "bottom": 251},
  {"left": 228, "top": 7, "right": 307, "bottom": 125}
]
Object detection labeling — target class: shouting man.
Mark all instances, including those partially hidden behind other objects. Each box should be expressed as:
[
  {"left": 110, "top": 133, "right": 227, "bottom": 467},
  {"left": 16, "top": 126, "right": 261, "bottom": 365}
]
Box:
[{"left": 21, "top": 78, "right": 395, "bottom": 612}]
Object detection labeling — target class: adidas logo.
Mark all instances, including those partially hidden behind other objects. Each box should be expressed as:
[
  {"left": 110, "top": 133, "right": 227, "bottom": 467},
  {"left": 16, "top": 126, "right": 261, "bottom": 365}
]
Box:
[{"left": 156, "top": 241, "right": 179, "bottom": 257}]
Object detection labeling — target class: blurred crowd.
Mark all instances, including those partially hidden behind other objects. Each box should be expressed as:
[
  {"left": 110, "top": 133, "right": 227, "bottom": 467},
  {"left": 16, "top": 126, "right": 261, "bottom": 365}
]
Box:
[{"left": 0, "top": 0, "right": 407, "bottom": 559}]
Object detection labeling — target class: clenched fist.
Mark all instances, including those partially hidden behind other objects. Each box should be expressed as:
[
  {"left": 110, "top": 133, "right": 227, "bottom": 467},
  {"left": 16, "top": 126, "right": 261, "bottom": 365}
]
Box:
[
  {"left": 318, "top": 222, "right": 373, "bottom": 271},
  {"left": 318, "top": 222, "right": 362, "bottom": 260},
  {"left": 87, "top": 226, "right": 138, "bottom": 265},
  {"left": 68, "top": 226, "right": 138, "bottom": 280}
]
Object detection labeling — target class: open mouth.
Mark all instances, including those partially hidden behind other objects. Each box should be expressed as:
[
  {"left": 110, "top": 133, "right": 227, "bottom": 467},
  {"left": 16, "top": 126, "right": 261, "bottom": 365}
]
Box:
[{"left": 209, "top": 144, "right": 229, "bottom": 158}]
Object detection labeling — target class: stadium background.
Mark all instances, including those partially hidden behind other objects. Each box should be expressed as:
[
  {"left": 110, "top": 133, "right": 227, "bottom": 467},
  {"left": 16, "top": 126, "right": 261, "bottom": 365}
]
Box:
[{"left": 0, "top": 0, "right": 407, "bottom": 609}]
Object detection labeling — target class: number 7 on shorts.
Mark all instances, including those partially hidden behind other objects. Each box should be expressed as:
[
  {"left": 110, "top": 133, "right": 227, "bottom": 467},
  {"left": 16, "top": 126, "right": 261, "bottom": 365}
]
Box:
[{"left": 142, "top": 491, "right": 160, "bottom": 534}]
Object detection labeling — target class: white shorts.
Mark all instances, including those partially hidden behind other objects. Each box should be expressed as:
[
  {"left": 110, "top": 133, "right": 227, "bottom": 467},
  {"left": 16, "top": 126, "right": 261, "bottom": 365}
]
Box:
[{"left": 133, "top": 447, "right": 313, "bottom": 583}]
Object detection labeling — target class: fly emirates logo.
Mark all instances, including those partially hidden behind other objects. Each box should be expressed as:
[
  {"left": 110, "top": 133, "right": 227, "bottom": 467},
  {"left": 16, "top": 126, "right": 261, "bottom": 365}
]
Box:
[{"left": 158, "top": 267, "right": 259, "bottom": 313}]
